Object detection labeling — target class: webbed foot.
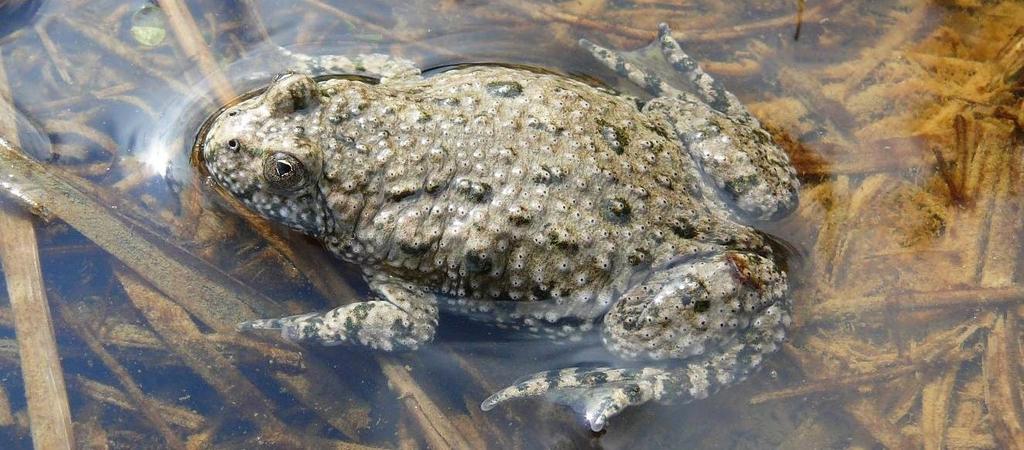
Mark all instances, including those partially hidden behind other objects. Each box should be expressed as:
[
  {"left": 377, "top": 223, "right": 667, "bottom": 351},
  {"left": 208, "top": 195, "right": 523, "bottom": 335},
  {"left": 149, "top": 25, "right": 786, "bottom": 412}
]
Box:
[{"left": 481, "top": 367, "right": 673, "bottom": 431}]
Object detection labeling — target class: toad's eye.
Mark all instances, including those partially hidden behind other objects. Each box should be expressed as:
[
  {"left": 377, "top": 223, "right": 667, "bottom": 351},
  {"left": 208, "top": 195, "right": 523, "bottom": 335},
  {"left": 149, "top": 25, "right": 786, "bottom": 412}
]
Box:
[
  {"left": 227, "top": 139, "right": 241, "bottom": 152},
  {"left": 262, "top": 152, "right": 306, "bottom": 191},
  {"left": 227, "top": 110, "right": 238, "bottom": 116}
]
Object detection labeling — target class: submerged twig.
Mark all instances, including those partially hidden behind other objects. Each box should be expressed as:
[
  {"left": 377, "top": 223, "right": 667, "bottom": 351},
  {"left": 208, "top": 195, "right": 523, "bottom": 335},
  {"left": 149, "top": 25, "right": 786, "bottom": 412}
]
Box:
[
  {"left": 750, "top": 362, "right": 919, "bottom": 404},
  {"left": 832, "top": 1, "right": 931, "bottom": 101},
  {"left": 0, "top": 136, "right": 376, "bottom": 439},
  {"left": 757, "top": 318, "right": 985, "bottom": 405},
  {"left": 303, "top": 0, "right": 458, "bottom": 58},
  {"left": 117, "top": 269, "right": 378, "bottom": 450},
  {"left": 156, "top": 0, "right": 236, "bottom": 104},
  {"left": 0, "top": 207, "right": 75, "bottom": 450},
  {"left": 379, "top": 359, "right": 475, "bottom": 450},
  {"left": 983, "top": 314, "right": 1024, "bottom": 448},
  {"left": 33, "top": 22, "right": 73, "bottom": 85},
  {"left": 116, "top": 268, "right": 293, "bottom": 443},
  {"left": 920, "top": 363, "right": 959, "bottom": 450},
  {"left": 794, "top": 0, "right": 805, "bottom": 41},
  {"left": 56, "top": 299, "right": 185, "bottom": 450},
  {"left": 0, "top": 48, "right": 75, "bottom": 450},
  {"left": 846, "top": 397, "right": 917, "bottom": 449},
  {"left": 59, "top": 16, "right": 192, "bottom": 97},
  {"left": 0, "top": 384, "right": 14, "bottom": 428},
  {"left": 811, "top": 285, "right": 1024, "bottom": 322},
  {"left": 0, "top": 138, "right": 271, "bottom": 326},
  {"left": 72, "top": 376, "right": 204, "bottom": 432}
]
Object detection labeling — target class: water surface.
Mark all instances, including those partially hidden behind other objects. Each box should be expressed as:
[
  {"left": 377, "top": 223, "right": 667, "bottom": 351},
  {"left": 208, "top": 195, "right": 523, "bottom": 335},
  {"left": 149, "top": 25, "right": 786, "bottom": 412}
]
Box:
[{"left": 0, "top": 0, "right": 1021, "bottom": 448}]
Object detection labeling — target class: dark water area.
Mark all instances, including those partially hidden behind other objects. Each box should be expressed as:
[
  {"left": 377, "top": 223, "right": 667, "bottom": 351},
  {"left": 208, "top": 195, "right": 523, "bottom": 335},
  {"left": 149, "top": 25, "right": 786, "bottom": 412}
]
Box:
[{"left": 0, "top": 0, "right": 1022, "bottom": 448}]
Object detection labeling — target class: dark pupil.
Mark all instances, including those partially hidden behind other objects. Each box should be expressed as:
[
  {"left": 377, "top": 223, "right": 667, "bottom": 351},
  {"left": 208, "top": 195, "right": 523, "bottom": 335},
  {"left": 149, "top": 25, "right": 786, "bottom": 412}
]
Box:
[
  {"left": 227, "top": 139, "right": 239, "bottom": 151},
  {"left": 274, "top": 160, "right": 293, "bottom": 178}
]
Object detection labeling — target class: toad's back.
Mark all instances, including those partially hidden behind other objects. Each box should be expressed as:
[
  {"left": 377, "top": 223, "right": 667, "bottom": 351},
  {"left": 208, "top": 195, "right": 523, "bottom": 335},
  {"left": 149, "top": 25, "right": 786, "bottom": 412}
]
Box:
[{"left": 315, "top": 66, "right": 763, "bottom": 312}]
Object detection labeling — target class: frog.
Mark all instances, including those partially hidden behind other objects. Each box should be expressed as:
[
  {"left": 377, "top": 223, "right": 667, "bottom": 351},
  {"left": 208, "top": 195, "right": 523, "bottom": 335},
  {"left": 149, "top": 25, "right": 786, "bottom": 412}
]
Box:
[{"left": 198, "top": 24, "right": 799, "bottom": 431}]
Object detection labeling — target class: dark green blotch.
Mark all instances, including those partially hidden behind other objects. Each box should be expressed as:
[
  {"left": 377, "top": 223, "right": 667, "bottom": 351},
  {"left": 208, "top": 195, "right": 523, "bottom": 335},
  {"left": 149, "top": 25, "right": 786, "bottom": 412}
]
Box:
[
  {"left": 352, "top": 303, "right": 371, "bottom": 320},
  {"left": 435, "top": 97, "right": 459, "bottom": 107},
  {"left": 486, "top": 81, "right": 523, "bottom": 98},
  {"left": 457, "top": 180, "right": 493, "bottom": 202},
  {"left": 425, "top": 179, "right": 444, "bottom": 194},
  {"left": 387, "top": 187, "right": 417, "bottom": 202},
  {"left": 532, "top": 165, "right": 564, "bottom": 184},
  {"left": 543, "top": 371, "right": 562, "bottom": 385},
  {"left": 602, "top": 197, "right": 631, "bottom": 224},
  {"left": 624, "top": 384, "right": 642, "bottom": 402},
  {"left": 627, "top": 248, "right": 649, "bottom": 265},
  {"left": 300, "top": 319, "right": 321, "bottom": 340},
  {"left": 465, "top": 251, "right": 492, "bottom": 274},
  {"left": 724, "top": 174, "right": 759, "bottom": 198},
  {"left": 648, "top": 124, "right": 672, "bottom": 140},
  {"left": 548, "top": 228, "right": 579, "bottom": 252},
  {"left": 671, "top": 217, "right": 697, "bottom": 239},
  {"left": 391, "top": 318, "right": 408, "bottom": 334},
  {"left": 531, "top": 285, "right": 552, "bottom": 301},
  {"left": 751, "top": 129, "right": 771, "bottom": 145},
  {"left": 554, "top": 240, "right": 579, "bottom": 252},
  {"left": 711, "top": 234, "right": 737, "bottom": 246},
  {"left": 619, "top": 312, "right": 642, "bottom": 331},
  {"left": 508, "top": 210, "right": 532, "bottom": 226},
  {"left": 596, "top": 118, "right": 630, "bottom": 154},
  {"left": 581, "top": 372, "right": 608, "bottom": 385},
  {"left": 400, "top": 240, "right": 430, "bottom": 255},
  {"left": 693, "top": 300, "right": 711, "bottom": 313}
]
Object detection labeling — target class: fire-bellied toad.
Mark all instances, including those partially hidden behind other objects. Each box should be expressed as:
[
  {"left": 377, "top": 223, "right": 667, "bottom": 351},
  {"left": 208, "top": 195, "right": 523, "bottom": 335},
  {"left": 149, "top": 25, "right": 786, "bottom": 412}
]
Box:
[{"left": 198, "top": 24, "right": 799, "bottom": 431}]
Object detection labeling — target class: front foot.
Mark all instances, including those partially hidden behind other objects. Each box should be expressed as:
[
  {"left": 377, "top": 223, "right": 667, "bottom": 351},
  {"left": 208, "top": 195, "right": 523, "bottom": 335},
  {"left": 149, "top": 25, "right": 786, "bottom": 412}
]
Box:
[{"left": 481, "top": 367, "right": 673, "bottom": 431}]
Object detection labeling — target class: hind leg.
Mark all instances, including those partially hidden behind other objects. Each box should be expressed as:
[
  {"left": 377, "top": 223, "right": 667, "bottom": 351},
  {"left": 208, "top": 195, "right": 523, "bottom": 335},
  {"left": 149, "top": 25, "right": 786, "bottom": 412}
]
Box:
[
  {"left": 582, "top": 24, "right": 800, "bottom": 221},
  {"left": 581, "top": 24, "right": 748, "bottom": 120},
  {"left": 651, "top": 23, "right": 754, "bottom": 120},
  {"left": 482, "top": 251, "right": 790, "bottom": 431}
]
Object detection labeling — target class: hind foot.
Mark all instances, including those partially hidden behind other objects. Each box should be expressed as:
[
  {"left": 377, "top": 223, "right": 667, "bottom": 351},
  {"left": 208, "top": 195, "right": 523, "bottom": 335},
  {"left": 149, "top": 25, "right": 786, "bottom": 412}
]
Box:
[{"left": 481, "top": 367, "right": 674, "bottom": 431}]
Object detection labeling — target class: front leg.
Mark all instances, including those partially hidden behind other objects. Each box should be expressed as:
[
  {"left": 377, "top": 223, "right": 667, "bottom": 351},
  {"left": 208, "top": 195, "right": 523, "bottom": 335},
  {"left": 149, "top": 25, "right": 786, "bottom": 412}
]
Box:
[
  {"left": 483, "top": 251, "right": 790, "bottom": 430},
  {"left": 239, "top": 275, "right": 438, "bottom": 351}
]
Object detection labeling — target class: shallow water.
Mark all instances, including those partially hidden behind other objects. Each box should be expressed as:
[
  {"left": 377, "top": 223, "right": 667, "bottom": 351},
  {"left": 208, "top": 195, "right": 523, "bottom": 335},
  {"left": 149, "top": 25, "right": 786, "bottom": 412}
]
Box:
[{"left": 0, "top": 0, "right": 1022, "bottom": 448}]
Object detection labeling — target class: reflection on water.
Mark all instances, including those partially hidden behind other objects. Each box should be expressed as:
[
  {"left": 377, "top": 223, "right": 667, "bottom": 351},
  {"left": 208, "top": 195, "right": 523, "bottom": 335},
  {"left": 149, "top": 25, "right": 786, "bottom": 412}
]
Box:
[{"left": 0, "top": 0, "right": 1022, "bottom": 448}]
